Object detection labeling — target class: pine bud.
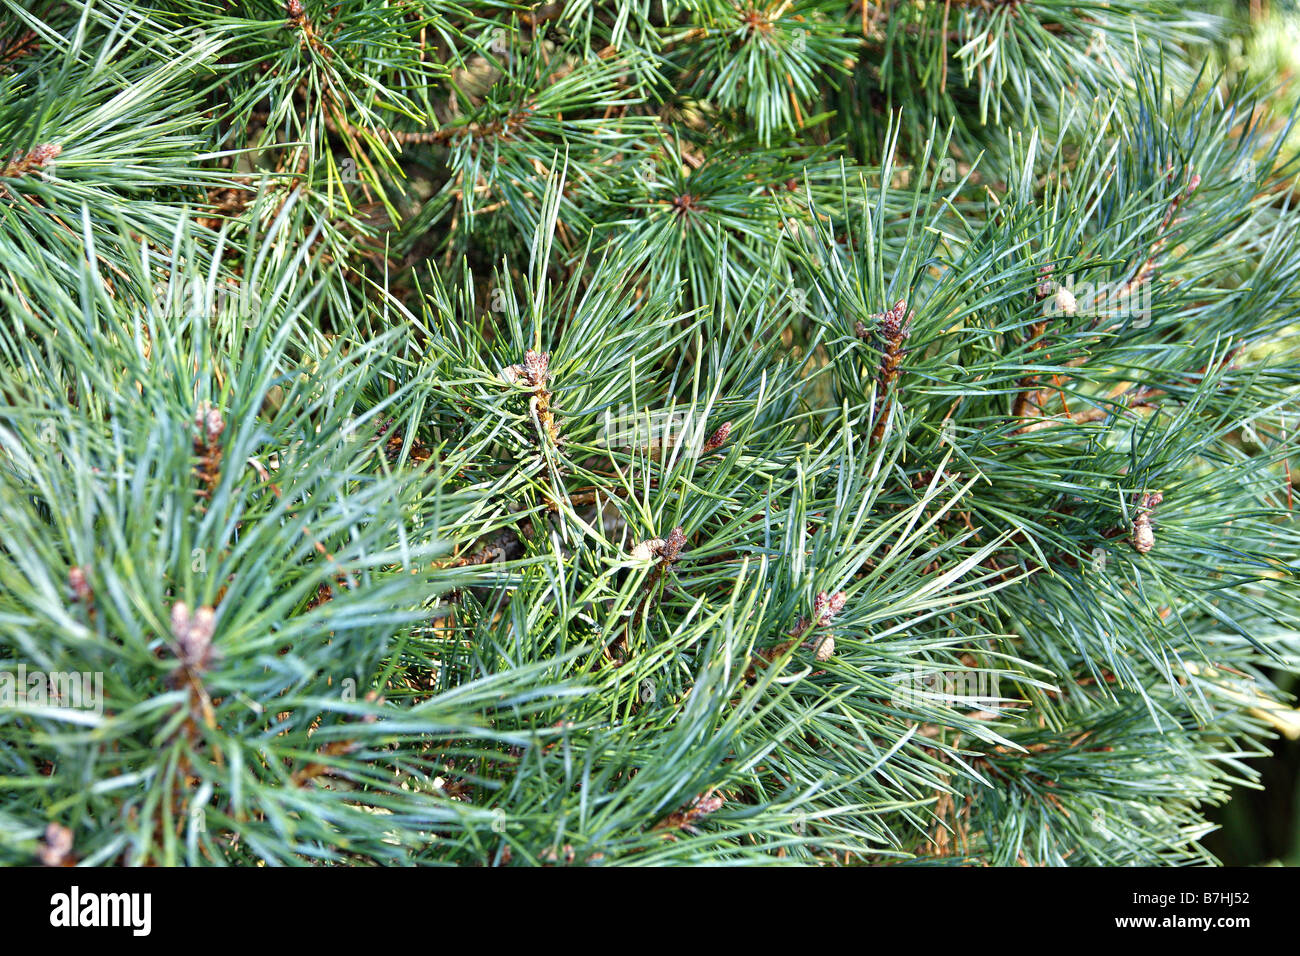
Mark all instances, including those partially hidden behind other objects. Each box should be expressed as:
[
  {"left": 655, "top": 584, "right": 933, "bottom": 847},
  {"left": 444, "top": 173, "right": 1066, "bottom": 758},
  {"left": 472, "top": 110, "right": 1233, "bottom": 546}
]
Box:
[
  {"left": 501, "top": 350, "right": 551, "bottom": 387},
  {"left": 1036, "top": 265, "right": 1055, "bottom": 300},
  {"left": 39, "top": 823, "right": 74, "bottom": 867},
  {"left": 170, "top": 600, "right": 188, "bottom": 640},
  {"left": 68, "top": 566, "right": 92, "bottom": 604},
  {"left": 1131, "top": 521, "right": 1154, "bottom": 554},
  {"left": 879, "top": 299, "right": 911, "bottom": 342},
  {"left": 810, "top": 634, "right": 835, "bottom": 662},
  {"left": 656, "top": 791, "right": 725, "bottom": 833},
  {"left": 1053, "top": 286, "right": 1077, "bottom": 316},
  {"left": 172, "top": 601, "right": 216, "bottom": 669},
  {"left": 195, "top": 401, "right": 224, "bottom": 444},
  {"left": 812, "top": 589, "right": 847, "bottom": 627},
  {"left": 2, "top": 142, "right": 61, "bottom": 180},
  {"left": 522, "top": 349, "right": 550, "bottom": 385},
  {"left": 702, "top": 421, "right": 731, "bottom": 453},
  {"left": 659, "top": 526, "right": 686, "bottom": 563},
  {"left": 693, "top": 794, "right": 724, "bottom": 815},
  {"left": 1129, "top": 492, "right": 1163, "bottom": 555},
  {"left": 629, "top": 537, "right": 664, "bottom": 562},
  {"left": 541, "top": 844, "right": 576, "bottom": 864},
  {"left": 628, "top": 527, "right": 686, "bottom": 564},
  {"left": 29, "top": 143, "right": 61, "bottom": 167},
  {"left": 792, "top": 590, "right": 848, "bottom": 661}
]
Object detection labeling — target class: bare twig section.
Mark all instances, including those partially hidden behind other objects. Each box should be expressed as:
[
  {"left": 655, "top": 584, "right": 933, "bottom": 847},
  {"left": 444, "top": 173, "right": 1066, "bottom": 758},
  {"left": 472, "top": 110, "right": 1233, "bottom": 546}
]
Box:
[
  {"left": 0, "top": 29, "right": 39, "bottom": 69},
  {"left": 433, "top": 530, "right": 526, "bottom": 570},
  {"left": 1184, "top": 662, "right": 1300, "bottom": 740},
  {"left": 1013, "top": 348, "right": 1238, "bottom": 436},
  {"left": 245, "top": 433, "right": 358, "bottom": 605},
  {"left": 193, "top": 401, "right": 226, "bottom": 509},
  {"left": 197, "top": 181, "right": 254, "bottom": 229},
  {"left": 291, "top": 691, "right": 381, "bottom": 787},
  {"left": 351, "top": 105, "right": 536, "bottom": 147},
  {"left": 373, "top": 416, "right": 432, "bottom": 464},
  {"left": 1011, "top": 265, "right": 1071, "bottom": 431},
  {"left": 1011, "top": 386, "right": 1160, "bottom": 435},
  {"left": 1013, "top": 172, "right": 1200, "bottom": 436},
  {"left": 926, "top": 784, "right": 974, "bottom": 859},
  {"left": 1115, "top": 170, "right": 1201, "bottom": 306}
]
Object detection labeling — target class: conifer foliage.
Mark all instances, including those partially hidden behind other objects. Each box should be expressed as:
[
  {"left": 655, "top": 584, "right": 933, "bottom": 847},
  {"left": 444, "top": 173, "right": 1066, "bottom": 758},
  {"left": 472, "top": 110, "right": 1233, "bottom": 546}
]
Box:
[{"left": 1, "top": 1, "right": 1299, "bottom": 865}]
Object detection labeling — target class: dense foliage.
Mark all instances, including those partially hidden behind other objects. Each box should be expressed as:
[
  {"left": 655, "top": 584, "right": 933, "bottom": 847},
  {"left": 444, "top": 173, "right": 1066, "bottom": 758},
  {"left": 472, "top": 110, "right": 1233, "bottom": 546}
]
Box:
[{"left": 2, "top": 0, "right": 1299, "bottom": 866}]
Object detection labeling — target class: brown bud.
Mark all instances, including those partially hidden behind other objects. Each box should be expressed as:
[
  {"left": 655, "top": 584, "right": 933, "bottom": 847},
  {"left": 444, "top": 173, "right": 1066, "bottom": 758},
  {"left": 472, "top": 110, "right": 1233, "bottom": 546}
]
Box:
[
  {"left": 812, "top": 589, "right": 847, "bottom": 627},
  {"left": 1053, "top": 286, "right": 1077, "bottom": 316},
  {"left": 522, "top": 349, "right": 550, "bottom": 386},
  {"left": 68, "top": 566, "right": 92, "bottom": 604},
  {"left": 502, "top": 350, "right": 552, "bottom": 388},
  {"left": 1131, "top": 520, "right": 1154, "bottom": 554},
  {"left": 659, "top": 526, "right": 686, "bottom": 563},
  {"left": 195, "top": 401, "right": 224, "bottom": 444},
  {"left": 629, "top": 537, "right": 665, "bottom": 562},
  {"left": 39, "top": 823, "right": 74, "bottom": 866},
  {"left": 809, "top": 633, "right": 835, "bottom": 662},
  {"left": 1130, "top": 491, "right": 1162, "bottom": 555},
  {"left": 799, "top": 590, "right": 847, "bottom": 661},
  {"left": 702, "top": 421, "right": 731, "bottom": 453},
  {"left": 29, "top": 143, "right": 61, "bottom": 167},
  {"left": 878, "top": 299, "right": 912, "bottom": 343},
  {"left": 693, "top": 794, "right": 724, "bottom": 815},
  {"left": 1036, "top": 265, "right": 1055, "bottom": 300},
  {"left": 630, "top": 527, "right": 687, "bottom": 563},
  {"left": 172, "top": 601, "right": 216, "bottom": 669}
]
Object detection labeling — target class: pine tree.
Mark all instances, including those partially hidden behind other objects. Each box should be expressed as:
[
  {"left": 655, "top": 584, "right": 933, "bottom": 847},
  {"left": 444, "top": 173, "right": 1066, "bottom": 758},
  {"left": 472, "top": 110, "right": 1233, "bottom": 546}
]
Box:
[{"left": 1, "top": 0, "right": 1298, "bottom": 866}]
